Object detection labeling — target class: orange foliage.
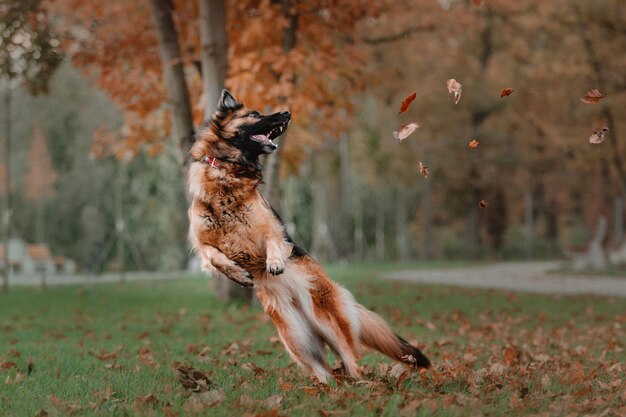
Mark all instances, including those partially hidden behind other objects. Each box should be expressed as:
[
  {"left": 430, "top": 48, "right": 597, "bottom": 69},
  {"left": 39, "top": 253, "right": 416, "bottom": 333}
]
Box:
[
  {"left": 24, "top": 126, "right": 58, "bottom": 202},
  {"left": 55, "top": 0, "right": 384, "bottom": 165}
]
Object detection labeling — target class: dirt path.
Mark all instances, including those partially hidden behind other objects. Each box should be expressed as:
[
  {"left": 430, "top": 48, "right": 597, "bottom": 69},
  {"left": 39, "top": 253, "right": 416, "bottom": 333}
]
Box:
[{"left": 381, "top": 261, "right": 626, "bottom": 297}]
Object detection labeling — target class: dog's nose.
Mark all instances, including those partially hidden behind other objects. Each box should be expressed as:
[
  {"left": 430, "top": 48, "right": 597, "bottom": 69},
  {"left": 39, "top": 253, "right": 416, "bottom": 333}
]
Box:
[{"left": 280, "top": 111, "right": 291, "bottom": 118}]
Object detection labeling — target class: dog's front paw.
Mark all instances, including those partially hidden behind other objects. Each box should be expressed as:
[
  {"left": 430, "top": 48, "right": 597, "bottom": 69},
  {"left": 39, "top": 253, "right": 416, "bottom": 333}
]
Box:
[
  {"left": 266, "top": 258, "right": 285, "bottom": 275},
  {"left": 219, "top": 266, "right": 254, "bottom": 288}
]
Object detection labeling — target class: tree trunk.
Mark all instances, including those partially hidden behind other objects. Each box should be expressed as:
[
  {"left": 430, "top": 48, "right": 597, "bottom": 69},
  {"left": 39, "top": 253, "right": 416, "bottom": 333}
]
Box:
[
  {"left": 199, "top": 0, "right": 227, "bottom": 117},
  {"left": 35, "top": 202, "right": 45, "bottom": 244},
  {"left": 524, "top": 191, "right": 534, "bottom": 259},
  {"left": 2, "top": 79, "right": 12, "bottom": 293},
  {"left": 149, "top": 0, "right": 195, "bottom": 163},
  {"left": 376, "top": 189, "right": 386, "bottom": 261},
  {"left": 115, "top": 160, "right": 126, "bottom": 283},
  {"left": 421, "top": 166, "right": 432, "bottom": 260},
  {"left": 197, "top": 0, "right": 251, "bottom": 302},
  {"left": 614, "top": 197, "right": 623, "bottom": 245},
  {"left": 353, "top": 188, "right": 365, "bottom": 261},
  {"left": 395, "top": 188, "right": 409, "bottom": 261},
  {"left": 311, "top": 155, "right": 337, "bottom": 260}
]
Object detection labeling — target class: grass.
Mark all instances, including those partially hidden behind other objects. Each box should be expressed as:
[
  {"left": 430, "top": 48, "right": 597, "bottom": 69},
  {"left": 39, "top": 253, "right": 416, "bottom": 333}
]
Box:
[{"left": 0, "top": 262, "right": 624, "bottom": 417}]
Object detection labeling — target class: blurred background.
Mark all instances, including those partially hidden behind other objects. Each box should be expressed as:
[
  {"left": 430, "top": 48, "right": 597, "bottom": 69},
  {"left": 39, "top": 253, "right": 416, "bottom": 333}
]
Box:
[{"left": 1, "top": 0, "right": 625, "bottom": 299}]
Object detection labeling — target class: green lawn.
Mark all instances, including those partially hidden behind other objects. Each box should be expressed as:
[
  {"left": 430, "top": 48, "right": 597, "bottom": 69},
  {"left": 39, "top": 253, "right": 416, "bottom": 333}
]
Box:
[{"left": 0, "top": 263, "right": 624, "bottom": 417}]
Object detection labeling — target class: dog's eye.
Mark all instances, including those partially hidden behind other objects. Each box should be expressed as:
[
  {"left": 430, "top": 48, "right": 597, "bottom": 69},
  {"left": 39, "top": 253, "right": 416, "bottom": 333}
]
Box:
[{"left": 248, "top": 112, "right": 261, "bottom": 118}]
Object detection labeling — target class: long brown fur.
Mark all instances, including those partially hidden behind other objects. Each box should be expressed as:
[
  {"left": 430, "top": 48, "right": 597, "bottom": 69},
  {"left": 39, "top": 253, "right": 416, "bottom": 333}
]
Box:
[{"left": 188, "top": 90, "right": 430, "bottom": 383}]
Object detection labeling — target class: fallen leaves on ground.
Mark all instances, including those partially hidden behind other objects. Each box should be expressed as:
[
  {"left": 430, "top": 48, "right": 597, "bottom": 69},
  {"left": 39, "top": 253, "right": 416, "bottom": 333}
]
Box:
[
  {"left": 500, "top": 87, "right": 514, "bottom": 98},
  {"left": 589, "top": 127, "right": 609, "bottom": 144},
  {"left": 398, "top": 92, "right": 417, "bottom": 114},
  {"left": 447, "top": 79, "right": 462, "bottom": 104},
  {"left": 176, "top": 365, "right": 216, "bottom": 393},
  {"left": 393, "top": 123, "right": 419, "bottom": 142},
  {"left": 580, "top": 89, "right": 604, "bottom": 104}
]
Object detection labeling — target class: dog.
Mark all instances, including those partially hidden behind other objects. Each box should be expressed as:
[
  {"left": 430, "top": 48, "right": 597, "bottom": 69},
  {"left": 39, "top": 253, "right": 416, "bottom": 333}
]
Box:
[{"left": 187, "top": 89, "right": 430, "bottom": 383}]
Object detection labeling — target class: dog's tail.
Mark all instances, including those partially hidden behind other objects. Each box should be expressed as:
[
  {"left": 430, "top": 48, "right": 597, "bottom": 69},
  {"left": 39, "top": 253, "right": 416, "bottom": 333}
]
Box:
[{"left": 357, "top": 304, "right": 430, "bottom": 369}]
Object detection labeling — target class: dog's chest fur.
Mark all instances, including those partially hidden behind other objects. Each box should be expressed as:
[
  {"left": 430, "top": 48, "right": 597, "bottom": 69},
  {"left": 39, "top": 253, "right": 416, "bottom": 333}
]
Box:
[{"left": 188, "top": 163, "right": 283, "bottom": 275}]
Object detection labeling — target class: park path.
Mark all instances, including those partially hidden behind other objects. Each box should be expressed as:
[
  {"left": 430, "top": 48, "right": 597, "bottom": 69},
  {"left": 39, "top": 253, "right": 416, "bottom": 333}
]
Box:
[{"left": 381, "top": 261, "right": 626, "bottom": 298}]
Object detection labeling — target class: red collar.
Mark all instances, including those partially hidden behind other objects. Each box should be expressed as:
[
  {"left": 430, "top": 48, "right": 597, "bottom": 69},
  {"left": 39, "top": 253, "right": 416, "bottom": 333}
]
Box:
[{"left": 201, "top": 155, "right": 219, "bottom": 168}]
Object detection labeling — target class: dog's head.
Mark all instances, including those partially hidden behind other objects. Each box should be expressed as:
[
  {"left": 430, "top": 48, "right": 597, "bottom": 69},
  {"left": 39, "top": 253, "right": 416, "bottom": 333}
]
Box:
[{"left": 197, "top": 90, "right": 290, "bottom": 166}]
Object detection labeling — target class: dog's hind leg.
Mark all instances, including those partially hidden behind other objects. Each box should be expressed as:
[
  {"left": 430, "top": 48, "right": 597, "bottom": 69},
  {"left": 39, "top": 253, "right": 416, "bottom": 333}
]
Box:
[{"left": 266, "top": 306, "right": 332, "bottom": 383}]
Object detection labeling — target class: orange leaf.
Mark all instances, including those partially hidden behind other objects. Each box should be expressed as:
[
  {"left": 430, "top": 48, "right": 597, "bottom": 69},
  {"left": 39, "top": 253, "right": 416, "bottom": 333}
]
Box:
[
  {"left": 500, "top": 88, "right": 514, "bottom": 98},
  {"left": 479, "top": 200, "right": 488, "bottom": 208},
  {"left": 580, "top": 89, "right": 604, "bottom": 104},
  {"left": 468, "top": 139, "right": 479, "bottom": 149},
  {"left": 398, "top": 92, "right": 417, "bottom": 114}
]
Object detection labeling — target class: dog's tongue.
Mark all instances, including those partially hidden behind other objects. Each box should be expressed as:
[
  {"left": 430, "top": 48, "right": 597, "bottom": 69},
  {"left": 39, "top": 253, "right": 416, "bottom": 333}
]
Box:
[{"left": 251, "top": 134, "right": 274, "bottom": 146}]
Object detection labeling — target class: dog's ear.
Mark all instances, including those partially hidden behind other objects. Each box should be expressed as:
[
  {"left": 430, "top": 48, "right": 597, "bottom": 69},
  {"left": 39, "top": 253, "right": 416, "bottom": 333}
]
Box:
[{"left": 217, "top": 89, "right": 241, "bottom": 111}]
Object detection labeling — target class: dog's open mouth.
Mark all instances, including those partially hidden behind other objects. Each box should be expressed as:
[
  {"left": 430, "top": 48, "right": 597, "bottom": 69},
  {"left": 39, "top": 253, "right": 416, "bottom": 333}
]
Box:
[{"left": 250, "top": 122, "right": 289, "bottom": 148}]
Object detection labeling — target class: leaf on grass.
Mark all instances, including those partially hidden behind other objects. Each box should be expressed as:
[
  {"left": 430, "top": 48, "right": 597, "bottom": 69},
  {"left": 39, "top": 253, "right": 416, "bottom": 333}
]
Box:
[
  {"left": 389, "top": 363, "right": 409, "bottom": 388},
  {"left": 419, "top": 161, "right": 429, "bottom": 178},
  {"left": 0, "top": 361, "right": 16, "bottom": 370},
  {"left": 36, "top": 409, "right": 49, "bottom": 417},
  {"left": 468, "top": 139, "right": 479, "bottom": 149},
  {"left": 27, "top": 360, "right": 34, "bottom": 375},
  {"left": 398, "top": 92, "right": 417, "bottom": 114},
  {"left": 589, "top": 127, "right": 609, "bottom": 144},
  {"left": 393, "top": 123, "right": 420, "bottom": 142},
  {"left": 176, "top": 366, "right": 216, "bottom": 393},
  {"left": 479, "top": 200, "right": 488, "bottom": 208},
  {"left": 500, "top": 87, "right": 514, "bottom": 98},
  {"left": 580, "top": 89, "right": 604, "bottom": 104},
  {"left": 163, "top": 405, "right": 179, "bottom": 417},
  {"left": 447, "top": 79, "right": 462, "bottom": 104}
]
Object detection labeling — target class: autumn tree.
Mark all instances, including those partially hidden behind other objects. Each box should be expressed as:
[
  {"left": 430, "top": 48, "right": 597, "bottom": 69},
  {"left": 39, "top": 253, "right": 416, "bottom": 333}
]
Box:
[
  {"left": 24, "top": 125, "right": 58, "bottom": 243},
  {"left": 0, "top": 0, "right": 62, "bottom": 292}
]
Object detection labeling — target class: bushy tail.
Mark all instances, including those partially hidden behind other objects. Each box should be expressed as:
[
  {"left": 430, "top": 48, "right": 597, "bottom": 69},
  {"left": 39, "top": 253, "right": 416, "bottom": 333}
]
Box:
[{"left": 357, "top": 305, "right": 430, "bottom": 368}]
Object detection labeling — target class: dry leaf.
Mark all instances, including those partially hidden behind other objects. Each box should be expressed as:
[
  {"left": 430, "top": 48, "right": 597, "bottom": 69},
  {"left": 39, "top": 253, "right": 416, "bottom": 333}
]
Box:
[
  {"left": 393, "top": 123, "right": 420, "bottom": 142},
  {"left": 176, "top": 366, "right": 216, "bottom": 393},
  {"left": 0, "top": 361, "right": 16, "bottom": 370},
  {"left": 447, "top": 79, "right": 462, "bottom": 104},
  {"left": 419, "top": 161, "right": 429, "bottom": 178},
  {"left": 580, "top": 89, "right": 604, "bottom": 104},
  {"left": 468, "top": 139, "right": 479, "bottom": 149},
  {"left": 393, "top": 123, "right": 419, "bottom": 142},
  {"left": 500, "top": 88, "right": 514, "bottom": 98},
  {"left": 398, "top": 92, "right": 417, "bottom": 114},
  {"left": 589, "top": 127, "right": 609, "bottom": 144},
  {"left": 479, "top": 200, "right": 488, "bottom": 208}
]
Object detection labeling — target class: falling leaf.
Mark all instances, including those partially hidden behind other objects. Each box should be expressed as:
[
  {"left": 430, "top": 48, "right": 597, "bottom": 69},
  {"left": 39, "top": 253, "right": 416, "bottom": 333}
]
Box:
[
  {"left": 589, "top": 127, "right": 609, "bottom": 144},
  {"left": 468, "top": 139, "right": 479, "bottom": 149},
  {"left": 176, "top": 366, "right": 216, "bottom": 393},
  {"left": 479, "top": 200, "right": 488, "bottom": 208},
  {"left": 393, "top": 123, "right": 420, "bottom": 142},
  {"left": 419, "top": 161, "right": 429, "bottom": 178},
  {"left": 500, "top": 88, "right": 514, "bottom": 98},
  {"left": 447, "top": 79, "right": 462, "bottom": 104},
  {"left": 580, "top": 89, "right": 604, "bottom": 104},
  {"left": 398, "top": 92, "right": 417, "bottom": 114}
]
